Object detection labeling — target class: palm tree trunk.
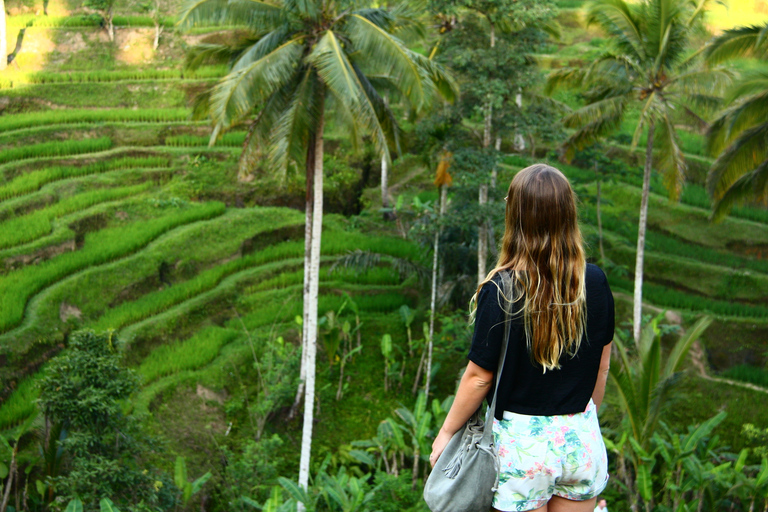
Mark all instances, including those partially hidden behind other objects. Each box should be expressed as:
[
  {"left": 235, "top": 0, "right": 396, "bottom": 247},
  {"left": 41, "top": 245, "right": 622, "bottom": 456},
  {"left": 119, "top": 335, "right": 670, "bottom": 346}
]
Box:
[
  {"left": 297, "top": 101, "right": 325, "bottom": 508},
  {"left": 290, "top": 157, "right": 313, "bottom": 419},
  {"left": 633, "top": 120, "right": 655, "bottom": 343},
  {"left": 0, "top": 0, "right": 7, "bottom": 71}
]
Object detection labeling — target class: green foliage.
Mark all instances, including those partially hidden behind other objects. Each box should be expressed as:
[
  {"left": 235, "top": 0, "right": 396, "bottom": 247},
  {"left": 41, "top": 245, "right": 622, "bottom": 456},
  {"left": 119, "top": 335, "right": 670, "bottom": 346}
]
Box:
[
  {"left": 174, "top": 456, "right": 212, "bottom": 505},
  {"left": 0, "top": 137, "right": 113, "bottom": 166},
  {"left": 38, "top": 330, "right": 176, "bottom": 510},
  {"left": 0, "top": 201, "right": 225, "bottom": 334},
  {"left": 218, "top": 435, "right": 286, "bottom": 510}
]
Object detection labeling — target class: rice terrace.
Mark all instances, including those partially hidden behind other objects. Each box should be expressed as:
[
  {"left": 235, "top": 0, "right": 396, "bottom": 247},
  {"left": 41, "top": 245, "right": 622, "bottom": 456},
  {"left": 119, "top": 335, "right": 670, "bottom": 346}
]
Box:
[{"left": 0, "top": 0, "right": 767, "bottom": 510}]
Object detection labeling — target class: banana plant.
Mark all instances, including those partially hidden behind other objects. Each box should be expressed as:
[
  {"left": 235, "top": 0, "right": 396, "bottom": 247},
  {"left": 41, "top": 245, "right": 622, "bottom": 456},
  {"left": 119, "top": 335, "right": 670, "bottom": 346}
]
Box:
[
  {"left": 398, "top": 305, "right": 417, "bottom": 357},
  {"left": 393, "top": 391, "right": 433, "bottom": 489},
  {"left": 174, "top": 456, "right": 212, "bottom": 507},
  {"left": 381, "top": 334, "right": 394, "bottom": 392}
]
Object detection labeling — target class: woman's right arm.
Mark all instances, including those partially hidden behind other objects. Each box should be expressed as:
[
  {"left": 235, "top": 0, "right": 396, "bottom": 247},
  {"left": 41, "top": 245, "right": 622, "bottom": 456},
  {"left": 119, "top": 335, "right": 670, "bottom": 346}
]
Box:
[{"left": 591, "top": 342, "right": 611, "bottom": 409}]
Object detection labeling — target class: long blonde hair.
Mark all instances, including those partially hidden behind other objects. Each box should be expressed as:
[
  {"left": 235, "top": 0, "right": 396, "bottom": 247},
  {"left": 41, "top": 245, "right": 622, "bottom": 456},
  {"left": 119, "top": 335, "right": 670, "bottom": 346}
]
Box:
[{"left": 472, "top": 164, "right": 587, "bottom": 372}]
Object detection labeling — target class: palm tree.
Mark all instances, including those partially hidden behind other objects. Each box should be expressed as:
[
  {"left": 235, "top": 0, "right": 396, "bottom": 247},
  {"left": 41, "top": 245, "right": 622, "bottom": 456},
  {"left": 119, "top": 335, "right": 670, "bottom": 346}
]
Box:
[
  {"left": 704, "top": 23, "right": 768, "bottom": 221},
  {"left": 177, "top": 0, "right": 456, "bottom": 499},
  {"left": 546, "top": 0, "right": 728, "bottom": 342}
]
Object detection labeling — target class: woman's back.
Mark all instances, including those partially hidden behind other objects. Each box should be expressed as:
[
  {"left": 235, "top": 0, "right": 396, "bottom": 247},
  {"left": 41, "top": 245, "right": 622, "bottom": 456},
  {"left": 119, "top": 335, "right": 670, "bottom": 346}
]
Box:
[{"left": 468, "top": 263, "right": 615, "bottom": 418}]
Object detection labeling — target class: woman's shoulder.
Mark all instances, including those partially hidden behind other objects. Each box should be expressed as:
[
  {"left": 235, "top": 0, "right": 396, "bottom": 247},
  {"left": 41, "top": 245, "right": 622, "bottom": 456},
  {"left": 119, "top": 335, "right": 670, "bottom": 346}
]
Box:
[{"left": 585, "top": 263, "right": 608, "bottom": 283}]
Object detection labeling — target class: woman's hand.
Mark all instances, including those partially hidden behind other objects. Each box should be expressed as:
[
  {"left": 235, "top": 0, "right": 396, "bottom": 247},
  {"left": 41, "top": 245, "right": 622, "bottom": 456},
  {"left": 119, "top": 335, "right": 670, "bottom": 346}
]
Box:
[{"left": 429, "top": 428, "right": 454, "bottom": 467}]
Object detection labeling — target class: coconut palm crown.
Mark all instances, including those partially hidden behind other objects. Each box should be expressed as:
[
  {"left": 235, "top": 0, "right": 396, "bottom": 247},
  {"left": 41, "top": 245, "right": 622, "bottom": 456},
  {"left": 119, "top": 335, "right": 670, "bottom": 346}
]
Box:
[
  {"left": 704, "top": 23, "right": 768, "bottom": 221},
  {"left": 178, "top": 0, "right": 456, "bottom": 172},
  {"left": 547, "top": 0, "right": 727, "bottom": 197},
  {"left": 546, "top": 0, "right": 728, "bottom": 342}
]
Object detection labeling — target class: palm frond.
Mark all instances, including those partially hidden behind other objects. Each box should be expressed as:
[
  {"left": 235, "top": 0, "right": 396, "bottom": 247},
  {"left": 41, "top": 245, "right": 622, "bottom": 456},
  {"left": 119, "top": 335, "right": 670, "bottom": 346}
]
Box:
[
  {"left": 184, "top": 43, "right": 238, "bottom": 70},
  {"left": 403, "top": 48, "right": 458, "bottom": 105},
  {"left": 178, "top": 0, "right": 282, "bottom": 29},
  {"left": 350, "top": 62, "right": 403, "bottom": 156},
  {"left": 707, "top": 121, "right": 768, "bottom": 199},
  {"left": 704, "top": 24, "right": 768, "bottom": 65},
  {"left": 669, "top": 67, "right": 732, "bottom": 98},
  {"left": 545, "top": 67, "right": 586, "bottom": 95},
  {"left": 210, "top": 38, "right": 304, "bottom": 128},
  {"left": 267, "top": 67, "right": 321, "bottom": 176},
  {"left": 562, "top": 95, "right": 627, "bottom": 131},
  {"left": 585, "top": 0, "right": 646, "bottom": 63},
  {"left": 706, "top": 90, "right": 768, "bottom": 155},
  {"left": 308, "top": 30, "right": 390, "bottom": 158},
  {"left": 655, "top": 110, "right": 687, "bottom": 200},
  {"left": 725, "top": 73, "right": 768, "bottom": 103},
  {"left": 346, "top": 14, "right": 428, "bottom": 109},
  {"left": 283, "top": 0, "right": 320, "bottom": 20},
  {"left": 711, "top": 157, "right": 768, "bottom": 221}
]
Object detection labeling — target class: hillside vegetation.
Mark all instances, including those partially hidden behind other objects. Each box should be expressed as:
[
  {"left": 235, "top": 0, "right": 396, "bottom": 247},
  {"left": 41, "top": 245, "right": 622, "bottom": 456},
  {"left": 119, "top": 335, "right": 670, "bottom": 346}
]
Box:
[{"left": 1, "top": 0, "right": 767, "bottom": 510}]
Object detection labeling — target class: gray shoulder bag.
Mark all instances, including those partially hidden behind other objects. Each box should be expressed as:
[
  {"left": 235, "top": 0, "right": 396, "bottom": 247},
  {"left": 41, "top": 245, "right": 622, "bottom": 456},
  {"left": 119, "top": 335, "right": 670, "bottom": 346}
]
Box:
[{"left": 423, "top": 305, "right": 511, "bottom": 512}]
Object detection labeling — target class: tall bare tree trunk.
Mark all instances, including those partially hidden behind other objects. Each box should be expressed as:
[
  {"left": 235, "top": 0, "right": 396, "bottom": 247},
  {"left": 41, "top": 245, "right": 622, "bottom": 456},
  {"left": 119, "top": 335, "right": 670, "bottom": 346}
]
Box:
[
  {"left": 297, "top": 100, "right": 325, "bottom": 510},
  {"left": 290, "top": 136, "right": 316, "bottom": 420},
  {"left": 633, "top": 120, "right": 654, "bottom": 343},
  {"left": 426, "top": 184, "right": 447, "bottom": 396},
  {"left": 381, "top": 153, "right": 390, "bottom": 218},
  {"left": 0, "top": 0, "right": 7, "bottom": 71},
  {"left": 478, "top": 22, "right": 495, "bottom": 284},
  {"left": 514, "top": 89, "right": 525, "bottom": 151},
  {"left": 595, "top": 161, "right": 605, "bottom": 263}
]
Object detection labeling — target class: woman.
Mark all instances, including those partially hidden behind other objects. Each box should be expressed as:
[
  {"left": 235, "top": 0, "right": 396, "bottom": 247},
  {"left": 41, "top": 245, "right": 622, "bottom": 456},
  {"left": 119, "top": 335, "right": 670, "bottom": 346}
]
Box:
[{"left": 429, "top": 164, "right": 614, "bottom": 512}]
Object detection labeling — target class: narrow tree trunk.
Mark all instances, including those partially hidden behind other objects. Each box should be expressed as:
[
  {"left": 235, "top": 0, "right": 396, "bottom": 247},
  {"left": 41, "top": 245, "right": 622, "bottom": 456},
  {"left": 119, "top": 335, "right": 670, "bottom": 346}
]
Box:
[
  {"left": 514, "top": 89, "right": 525, "bottom": 151},
  {"left": 477, "top": 183, "right": 488, "bottom": 284},
  {"left": 297, "top": 102, "right": 324, "bottom": 509},
  {"left": 426, "top": 185, "right": 447, "bottom": 396},
  {"left": 0, "top": 0, "right": 7, "bottom": 71},
  {"left": 0, "top": 450, "right": 16, "bottom": 512},
  {"left": 595, "top": 162, "right": 605, "bottom": 264},
  {"left": 153, "top": 23, "right": 162, "bottom": 50},
  {"left": 478, "top": 23, "right": 494, "bottom": 284},
  {"left": 381, "top": 152, "right": 390, "bottom": 219},
  {"left": 411, "top": 445, "right": 420, "bottom": 490},
  {"left": 633, "top": 120, "right": 654, "bottom": 343},
  {"left": 290, "top": 127, "right": 315, "bottom": 420},
  {"left": 106, "top": 13, "right": 114, "bottom": 42},
  {"left": 412, "top": 346, "right": 426, "bottom": 395}
]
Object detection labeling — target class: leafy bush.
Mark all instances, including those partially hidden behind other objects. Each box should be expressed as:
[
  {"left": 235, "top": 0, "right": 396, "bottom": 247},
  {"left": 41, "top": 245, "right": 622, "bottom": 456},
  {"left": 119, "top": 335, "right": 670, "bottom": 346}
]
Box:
[{"left": 0, "top": 137, "right": 112, "bottom": 165}]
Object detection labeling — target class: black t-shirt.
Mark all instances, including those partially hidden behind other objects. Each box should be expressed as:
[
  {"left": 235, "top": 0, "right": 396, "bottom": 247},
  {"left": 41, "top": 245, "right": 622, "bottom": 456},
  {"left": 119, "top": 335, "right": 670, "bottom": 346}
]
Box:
[{"left": 468, "top": 263, "right": 615, "bottom": 419}]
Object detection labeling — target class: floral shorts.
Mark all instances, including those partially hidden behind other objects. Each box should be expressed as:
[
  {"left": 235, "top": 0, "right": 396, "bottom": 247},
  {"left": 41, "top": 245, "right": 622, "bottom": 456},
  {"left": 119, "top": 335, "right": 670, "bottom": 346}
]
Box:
[{"left": 491, "top": 399, "right": 609, "bottom": 512}]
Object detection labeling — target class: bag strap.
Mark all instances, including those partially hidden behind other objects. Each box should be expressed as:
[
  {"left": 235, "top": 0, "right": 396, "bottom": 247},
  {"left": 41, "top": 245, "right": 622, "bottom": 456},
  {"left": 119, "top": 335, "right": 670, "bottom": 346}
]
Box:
[{"left": 481, "top": 276, "right": 513, "bottom": 444}]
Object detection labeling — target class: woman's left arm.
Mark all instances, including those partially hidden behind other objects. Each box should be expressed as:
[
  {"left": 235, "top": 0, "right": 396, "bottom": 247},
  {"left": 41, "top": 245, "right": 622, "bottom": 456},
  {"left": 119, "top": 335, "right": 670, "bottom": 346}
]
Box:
[{"left": 429, "top": 361, "right": 495, "bottom": 467}]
